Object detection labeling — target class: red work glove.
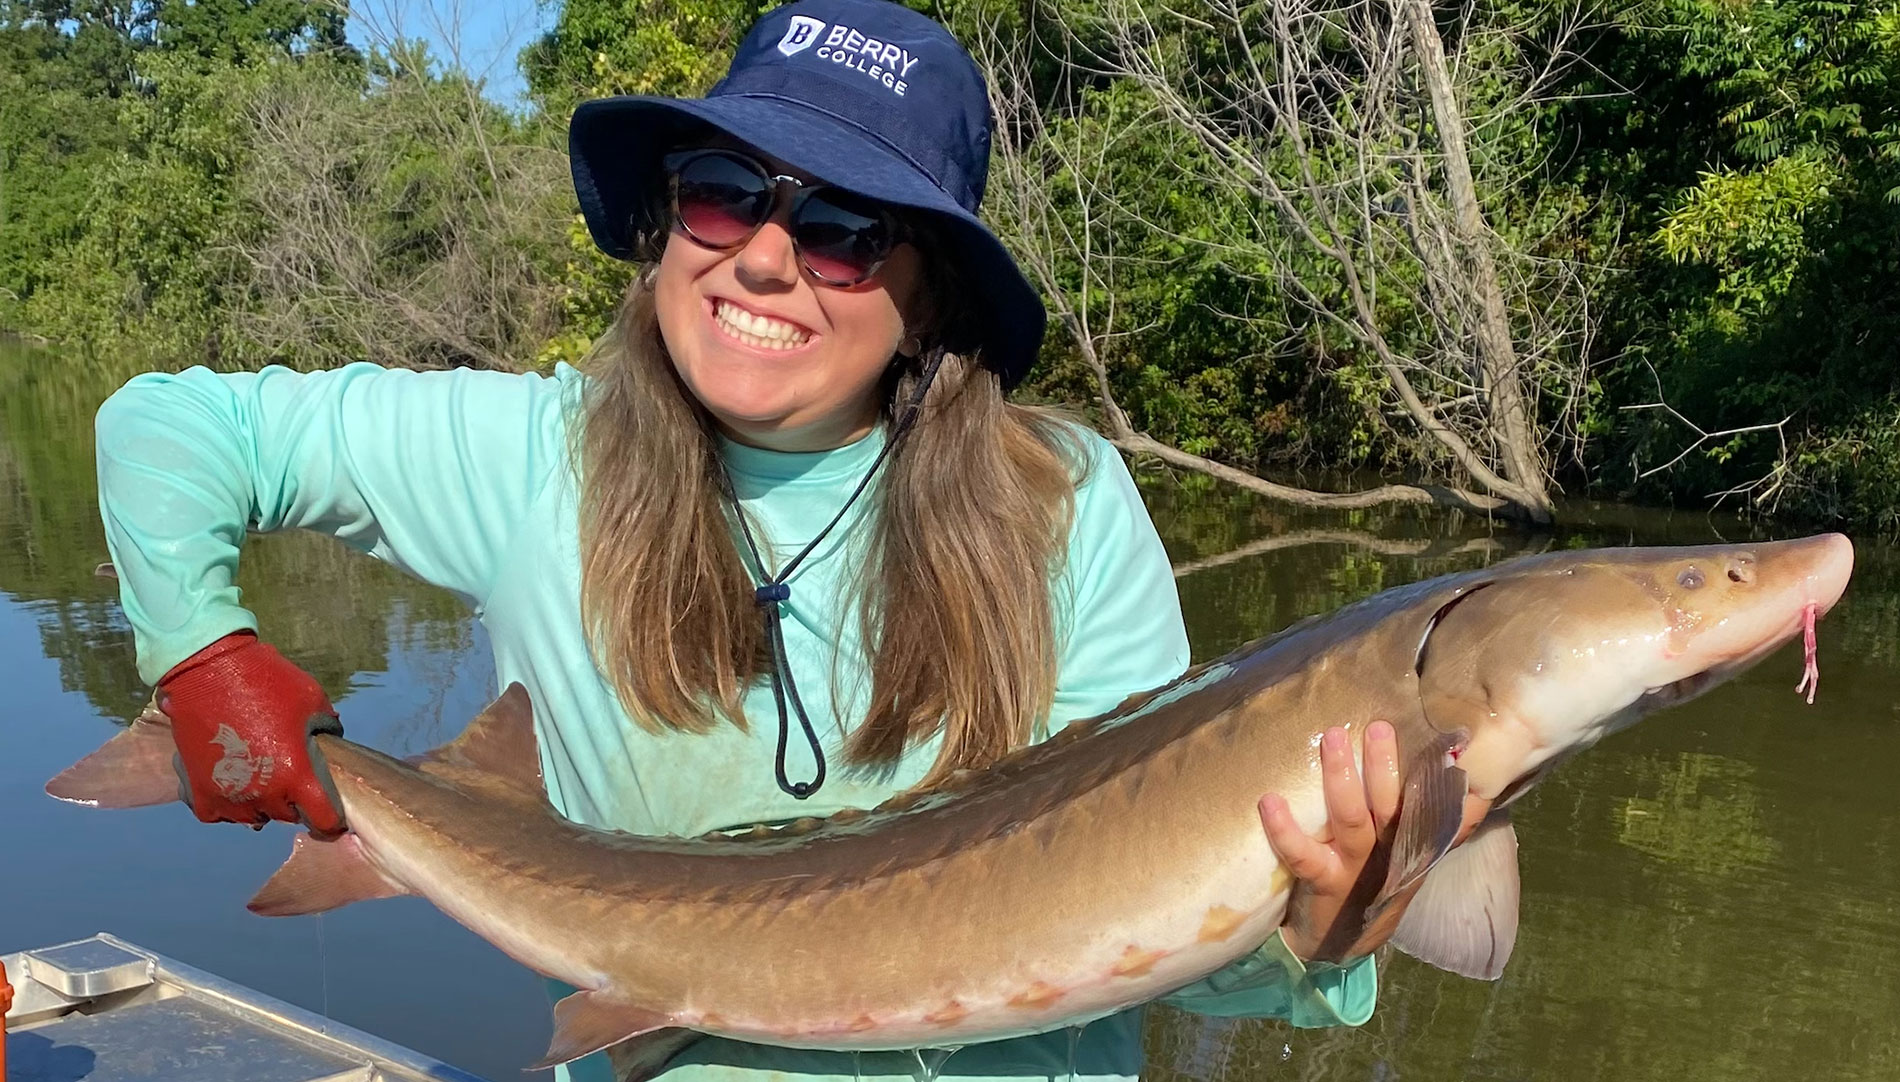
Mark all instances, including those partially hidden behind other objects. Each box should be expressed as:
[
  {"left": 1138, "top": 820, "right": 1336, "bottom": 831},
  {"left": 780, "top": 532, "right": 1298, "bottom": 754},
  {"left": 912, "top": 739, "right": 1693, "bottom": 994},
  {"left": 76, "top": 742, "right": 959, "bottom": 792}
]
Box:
[{"left": 156, "top": 631, "right": 346, "bottom": 836}]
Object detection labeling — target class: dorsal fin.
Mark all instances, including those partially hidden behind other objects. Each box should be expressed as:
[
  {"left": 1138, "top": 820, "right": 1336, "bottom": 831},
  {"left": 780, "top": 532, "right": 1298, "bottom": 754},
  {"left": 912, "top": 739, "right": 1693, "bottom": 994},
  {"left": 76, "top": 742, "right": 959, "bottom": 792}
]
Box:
[{"left": 417, "top": 683, "right": 545, "bottom": 797}]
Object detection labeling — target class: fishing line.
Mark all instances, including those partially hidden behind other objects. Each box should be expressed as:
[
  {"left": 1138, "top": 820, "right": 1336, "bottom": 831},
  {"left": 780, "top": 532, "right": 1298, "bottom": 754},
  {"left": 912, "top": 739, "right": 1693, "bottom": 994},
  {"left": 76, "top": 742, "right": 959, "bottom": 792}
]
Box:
[{"left": 315, "top": 910, "right": 332, "bottom": 1032}]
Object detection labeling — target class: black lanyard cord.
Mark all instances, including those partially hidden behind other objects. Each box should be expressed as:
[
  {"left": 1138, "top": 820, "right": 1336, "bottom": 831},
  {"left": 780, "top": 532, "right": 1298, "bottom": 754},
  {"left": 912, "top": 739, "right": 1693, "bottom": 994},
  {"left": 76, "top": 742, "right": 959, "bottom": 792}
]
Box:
[{"left": 714, "top": 349, "right": 948, "bottom": 799}]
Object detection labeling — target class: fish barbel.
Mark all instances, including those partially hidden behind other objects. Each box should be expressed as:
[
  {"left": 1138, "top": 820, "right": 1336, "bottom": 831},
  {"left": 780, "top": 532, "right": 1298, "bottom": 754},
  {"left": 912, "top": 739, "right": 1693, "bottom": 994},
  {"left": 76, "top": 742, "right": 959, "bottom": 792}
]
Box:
[{"left": 47, "top": 534, "right": 1854, "bottom": 1075}]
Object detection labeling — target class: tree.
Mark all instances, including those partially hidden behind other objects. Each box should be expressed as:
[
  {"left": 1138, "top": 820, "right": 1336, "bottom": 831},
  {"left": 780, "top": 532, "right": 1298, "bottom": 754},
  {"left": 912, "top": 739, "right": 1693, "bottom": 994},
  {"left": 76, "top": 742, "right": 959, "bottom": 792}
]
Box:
[
  {"left": 155, "top": 0, "right": 351, "bottom": 66},
  {"left": 227, "top": 45, "right": 570, "bottom": 370},
  {"left": 969, "top": 0, "right": 1603, "bottom": 522},
  {"left": 0, "top": 1, "right": 157, "bottom": 325},
  {"left": 521, "top": 0, "right": 770, "bottom": 111}
]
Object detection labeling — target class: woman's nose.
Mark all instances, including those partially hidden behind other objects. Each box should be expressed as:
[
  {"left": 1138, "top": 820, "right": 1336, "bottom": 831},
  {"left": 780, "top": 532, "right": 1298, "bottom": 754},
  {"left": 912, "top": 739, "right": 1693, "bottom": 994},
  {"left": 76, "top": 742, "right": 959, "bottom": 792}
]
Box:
[{"left": 735, "top": 202, "right": 801, "bottom": 287}]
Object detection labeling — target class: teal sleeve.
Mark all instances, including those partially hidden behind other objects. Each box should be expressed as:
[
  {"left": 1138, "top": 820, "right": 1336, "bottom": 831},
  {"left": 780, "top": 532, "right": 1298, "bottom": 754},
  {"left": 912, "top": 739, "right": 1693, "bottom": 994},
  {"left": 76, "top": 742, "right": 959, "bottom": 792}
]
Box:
[
  {"left": 1160, "top": 929, "right": 1378, "bottom": 1026},
  {"left": 1042, "top": 430, "right": 1191, "bottom": 732},
  {"left": 94, "top": 361, "right": 573, "bottom": 684},
  {"left": 1051, "top": 431, "right": 1378, "bottom": 1028}
]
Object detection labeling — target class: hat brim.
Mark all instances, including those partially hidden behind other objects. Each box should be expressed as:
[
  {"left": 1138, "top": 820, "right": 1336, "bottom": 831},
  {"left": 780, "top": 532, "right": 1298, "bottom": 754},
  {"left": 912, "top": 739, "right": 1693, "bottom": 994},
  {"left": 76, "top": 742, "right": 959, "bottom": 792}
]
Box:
[{"left": 569, "top": 94, "right": 1044, "bottom": 387}]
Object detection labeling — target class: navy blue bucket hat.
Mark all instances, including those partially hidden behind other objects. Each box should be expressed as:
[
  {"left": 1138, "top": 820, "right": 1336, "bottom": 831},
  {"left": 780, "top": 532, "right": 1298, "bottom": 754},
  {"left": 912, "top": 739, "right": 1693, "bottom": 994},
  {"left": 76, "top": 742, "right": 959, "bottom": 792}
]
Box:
[{"left": 568, "top": 0, "right": 1045, "bottom": 388}]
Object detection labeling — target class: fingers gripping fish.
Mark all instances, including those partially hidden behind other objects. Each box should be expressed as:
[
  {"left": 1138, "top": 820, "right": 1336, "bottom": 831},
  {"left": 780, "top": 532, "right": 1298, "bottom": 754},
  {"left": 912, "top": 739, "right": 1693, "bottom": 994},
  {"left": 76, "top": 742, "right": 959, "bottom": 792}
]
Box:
[{"left": 46, "top": 535, "right": 1854, "bottom": 1076}]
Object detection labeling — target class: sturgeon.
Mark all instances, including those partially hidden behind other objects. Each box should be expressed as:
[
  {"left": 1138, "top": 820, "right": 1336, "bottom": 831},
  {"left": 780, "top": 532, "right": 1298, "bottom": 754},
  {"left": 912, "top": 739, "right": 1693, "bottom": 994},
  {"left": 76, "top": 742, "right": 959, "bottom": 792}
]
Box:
[{"left": 48, "top": 534, "right": 1854, "bottom": 1076}]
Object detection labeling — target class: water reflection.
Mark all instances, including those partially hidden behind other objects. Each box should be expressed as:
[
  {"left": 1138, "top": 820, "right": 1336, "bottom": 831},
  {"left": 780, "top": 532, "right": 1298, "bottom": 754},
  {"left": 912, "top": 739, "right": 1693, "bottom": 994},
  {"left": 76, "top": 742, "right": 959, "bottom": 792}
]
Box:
[
  {"left": 1616, "top": 752, "right": 1779, "bottom": 878},
  {"left": 4, "top": 341, "right": 1898, "bottom": 1082}
]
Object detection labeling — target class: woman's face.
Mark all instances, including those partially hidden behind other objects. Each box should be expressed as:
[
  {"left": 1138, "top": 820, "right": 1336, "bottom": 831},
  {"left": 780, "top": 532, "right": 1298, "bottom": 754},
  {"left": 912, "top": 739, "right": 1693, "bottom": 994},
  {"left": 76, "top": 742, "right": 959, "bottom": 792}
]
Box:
[{"left": 653, "top": 146, "right": 927, "bottom": 453}]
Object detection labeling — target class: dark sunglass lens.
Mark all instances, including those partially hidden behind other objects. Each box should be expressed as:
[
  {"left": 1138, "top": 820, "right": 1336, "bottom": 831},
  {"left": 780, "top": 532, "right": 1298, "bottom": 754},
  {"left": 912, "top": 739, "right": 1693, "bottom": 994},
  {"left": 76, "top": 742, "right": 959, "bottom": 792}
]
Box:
[
  {"left": 674, "top": 154, "right": 769, "bottom": 247},
  {"left": 796, "top": 191, "right": 894, "bottom": 284}
]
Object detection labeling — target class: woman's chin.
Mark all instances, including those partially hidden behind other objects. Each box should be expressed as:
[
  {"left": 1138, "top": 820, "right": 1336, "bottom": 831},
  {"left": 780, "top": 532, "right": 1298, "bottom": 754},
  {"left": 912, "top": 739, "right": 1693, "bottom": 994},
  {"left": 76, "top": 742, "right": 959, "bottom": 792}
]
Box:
[
  {"left": 702, "top": 399, "right": 810, "bottom": 443},
  {"left": 680, "top": 367, "right": 799, "bottom": 425},
  {"left": 676, "top": 357, "right": 880, "bottom": 450}
]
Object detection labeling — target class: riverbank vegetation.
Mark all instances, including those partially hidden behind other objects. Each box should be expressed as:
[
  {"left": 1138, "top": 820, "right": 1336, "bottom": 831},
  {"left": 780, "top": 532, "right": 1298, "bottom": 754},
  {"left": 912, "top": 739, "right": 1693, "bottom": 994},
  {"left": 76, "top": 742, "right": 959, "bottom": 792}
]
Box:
[{"left": 3, "top": 0, "right": 1896, "bottom": 530}]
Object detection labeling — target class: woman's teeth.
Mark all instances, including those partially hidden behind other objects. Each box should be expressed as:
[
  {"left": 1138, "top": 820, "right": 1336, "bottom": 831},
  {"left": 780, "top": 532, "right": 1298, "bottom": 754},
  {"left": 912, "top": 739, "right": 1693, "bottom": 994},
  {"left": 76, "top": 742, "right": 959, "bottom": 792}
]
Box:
[{"left": 714, "top": 300, "right": 810, "bottom": 350}]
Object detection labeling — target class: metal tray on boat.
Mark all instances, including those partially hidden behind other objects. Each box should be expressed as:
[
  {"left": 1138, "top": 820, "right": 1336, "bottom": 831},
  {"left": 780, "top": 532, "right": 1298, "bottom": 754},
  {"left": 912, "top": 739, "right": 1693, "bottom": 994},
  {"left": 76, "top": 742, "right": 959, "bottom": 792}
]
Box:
[{"left": 4, "top": 932, "right": 489, "bottom": 1082}]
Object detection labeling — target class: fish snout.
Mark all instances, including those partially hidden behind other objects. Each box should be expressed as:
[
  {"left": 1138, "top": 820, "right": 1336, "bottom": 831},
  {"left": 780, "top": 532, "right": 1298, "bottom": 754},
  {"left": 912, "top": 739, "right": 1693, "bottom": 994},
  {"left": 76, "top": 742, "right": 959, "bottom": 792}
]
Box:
[
  {"left": 1650, "top": 534, "right": 1854, "bottom": 686},
  {"left": 1716, "top": 533, "right": 1852, "bottom": 615},
  {"left": 1802, "top": 532, "right": 1855, "bottom": 615}
]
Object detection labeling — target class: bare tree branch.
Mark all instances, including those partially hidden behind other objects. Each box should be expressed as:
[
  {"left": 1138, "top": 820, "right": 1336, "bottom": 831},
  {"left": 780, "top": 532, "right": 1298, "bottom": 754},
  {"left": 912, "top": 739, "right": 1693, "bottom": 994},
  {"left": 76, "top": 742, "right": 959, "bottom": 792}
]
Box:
[
  {"left": 219, "top": 11, "right": 568, "bottom": 371},
  {"left": 1620, "top": 403, "right": 1792, "bottom": 481},
  {"left": 1618, "top": 358, "right": 1795, "bottom": 511}
]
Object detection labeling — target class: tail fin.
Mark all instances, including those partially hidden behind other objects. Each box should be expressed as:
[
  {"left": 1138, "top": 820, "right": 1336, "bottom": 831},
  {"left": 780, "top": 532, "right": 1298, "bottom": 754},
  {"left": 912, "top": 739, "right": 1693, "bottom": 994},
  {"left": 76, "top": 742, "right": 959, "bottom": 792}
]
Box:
[{"left": 45, "top": 703, "right": 183, "bottom": 809}]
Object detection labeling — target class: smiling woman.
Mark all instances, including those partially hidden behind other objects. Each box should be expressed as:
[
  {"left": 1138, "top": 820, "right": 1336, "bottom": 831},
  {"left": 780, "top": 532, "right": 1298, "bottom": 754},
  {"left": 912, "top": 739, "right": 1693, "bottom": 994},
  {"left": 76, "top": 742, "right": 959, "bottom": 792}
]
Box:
[
  {"left": 86, "top": 1, "right": 1434, "bottom": 1081},
  {"left": 650, "top": 145, "right": 925, "bottom": 451}
]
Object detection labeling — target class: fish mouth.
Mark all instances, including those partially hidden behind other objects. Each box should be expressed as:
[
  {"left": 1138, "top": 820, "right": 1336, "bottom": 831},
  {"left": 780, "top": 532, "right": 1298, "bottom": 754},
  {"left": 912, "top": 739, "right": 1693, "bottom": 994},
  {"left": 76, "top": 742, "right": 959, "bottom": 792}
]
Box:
[{"left": 1640, "top": 668, "right": 1718, "bottom": 707}]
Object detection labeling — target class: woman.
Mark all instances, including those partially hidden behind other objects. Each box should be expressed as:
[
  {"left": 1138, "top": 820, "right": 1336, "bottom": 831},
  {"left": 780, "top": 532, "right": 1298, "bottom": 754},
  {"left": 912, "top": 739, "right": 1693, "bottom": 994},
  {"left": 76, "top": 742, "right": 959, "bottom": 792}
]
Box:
[{"left": 94, "top": 2, "right": 1444, "bottom": 1079}]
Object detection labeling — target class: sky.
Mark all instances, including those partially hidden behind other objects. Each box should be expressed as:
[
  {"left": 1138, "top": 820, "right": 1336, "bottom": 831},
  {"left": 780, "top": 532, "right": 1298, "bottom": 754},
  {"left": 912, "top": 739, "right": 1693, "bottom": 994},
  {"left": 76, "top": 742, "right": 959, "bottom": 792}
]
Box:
[{"left": 345, "top": 0, "right": 556, "bottom": 110}]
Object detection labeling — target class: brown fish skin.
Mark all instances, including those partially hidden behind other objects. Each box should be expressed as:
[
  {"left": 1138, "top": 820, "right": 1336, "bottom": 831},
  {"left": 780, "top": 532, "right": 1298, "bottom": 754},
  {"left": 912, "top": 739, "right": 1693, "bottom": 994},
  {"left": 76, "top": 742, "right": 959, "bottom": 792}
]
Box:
[{"left": 46, "top": 535, "right": 1855, "bottom": 1070}]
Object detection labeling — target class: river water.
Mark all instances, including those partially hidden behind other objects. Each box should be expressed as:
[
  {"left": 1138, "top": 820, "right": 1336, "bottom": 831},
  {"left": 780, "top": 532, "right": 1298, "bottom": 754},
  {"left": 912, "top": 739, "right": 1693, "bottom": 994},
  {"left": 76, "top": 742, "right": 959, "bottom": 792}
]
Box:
[{"left": 3, "top": 342, "right": 1897, "bottom": 1081}]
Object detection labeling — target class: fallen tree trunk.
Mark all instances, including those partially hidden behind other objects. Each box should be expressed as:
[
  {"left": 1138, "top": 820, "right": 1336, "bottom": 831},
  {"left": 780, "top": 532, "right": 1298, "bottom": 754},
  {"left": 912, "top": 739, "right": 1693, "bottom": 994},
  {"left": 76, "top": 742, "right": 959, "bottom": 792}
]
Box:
[{"left": 1113, "top": 433, "right": 1518, "bottom": 517}]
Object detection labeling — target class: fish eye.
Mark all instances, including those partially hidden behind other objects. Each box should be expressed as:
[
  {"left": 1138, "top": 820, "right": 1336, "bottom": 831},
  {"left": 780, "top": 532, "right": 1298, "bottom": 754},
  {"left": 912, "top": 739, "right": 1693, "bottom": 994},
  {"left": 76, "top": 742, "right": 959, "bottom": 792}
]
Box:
[{"left": 1678, "top": 567, "right": 1705, "bottom": 589}]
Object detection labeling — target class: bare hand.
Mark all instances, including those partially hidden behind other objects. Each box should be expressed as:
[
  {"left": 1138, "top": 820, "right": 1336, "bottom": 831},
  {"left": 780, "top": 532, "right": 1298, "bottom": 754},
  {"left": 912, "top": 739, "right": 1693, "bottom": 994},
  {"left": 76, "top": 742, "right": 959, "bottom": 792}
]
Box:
[{"left": 1257, "top": 722, "right": 1492, "bottom": 964}]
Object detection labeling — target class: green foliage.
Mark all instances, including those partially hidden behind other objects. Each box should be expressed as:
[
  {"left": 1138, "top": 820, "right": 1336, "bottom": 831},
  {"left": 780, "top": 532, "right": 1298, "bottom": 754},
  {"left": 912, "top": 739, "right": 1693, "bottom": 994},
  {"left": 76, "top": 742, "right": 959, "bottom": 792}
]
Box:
[
  {"left": 0, "top": 8, "right": 144, "bottom": 327},
  {"left": 1580, "top": 0, "right": 1900, "bottom": 527},
  {"left": 0, "top": 1, "right": 359, "bottom": 357},
  {"left": 1654, "top": 153, "right": 1840, "bottom": 326},
  {"left": 2, "top": 2, "right": 563, "bottom": 369},
  {"left": 515, "top": 0, "right": 785, "bottom": 363},
  {"left": 6, "top": 0, "right": 1900, "bottom": 531},
  {"left": 153, "top": 0, "right": 350, "bottom": 67},
  {"left": 534, "top": 212, "right": 637, "bottom": 368},
  {"left": 18, "top": 50, "right": 271, "bottom": 357},
  {"left": 1664, "top": 0, "right": 1898, "bottom": 163},
  {"left": 522, "top": 0, "right": 771, "bottom": 109},
  {"left": 1776, "top": 404, "right": 1900, "bottom": 535}
]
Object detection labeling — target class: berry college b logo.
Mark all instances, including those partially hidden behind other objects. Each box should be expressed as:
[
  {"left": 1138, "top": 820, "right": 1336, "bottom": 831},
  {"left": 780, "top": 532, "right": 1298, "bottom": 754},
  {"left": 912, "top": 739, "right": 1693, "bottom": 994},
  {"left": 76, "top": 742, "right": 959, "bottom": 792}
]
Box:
[{"left": 778, "top": 15, "right": 826, "bottom": 56}]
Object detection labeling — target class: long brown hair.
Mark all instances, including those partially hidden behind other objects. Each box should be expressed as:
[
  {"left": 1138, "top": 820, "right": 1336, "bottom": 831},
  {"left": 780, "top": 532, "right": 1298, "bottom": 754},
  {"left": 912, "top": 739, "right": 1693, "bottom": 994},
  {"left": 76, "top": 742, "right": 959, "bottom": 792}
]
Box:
[{"left": 570, "top": 260, "right": 1087, "bottom": 783}]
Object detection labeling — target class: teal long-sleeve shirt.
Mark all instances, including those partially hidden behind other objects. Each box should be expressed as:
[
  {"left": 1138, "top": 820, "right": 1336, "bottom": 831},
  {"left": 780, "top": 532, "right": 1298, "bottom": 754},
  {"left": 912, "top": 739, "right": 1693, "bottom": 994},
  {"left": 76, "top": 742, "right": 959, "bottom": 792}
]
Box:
[{"left": 93, "top": 361, "right": 1376, "bottom": 1082}]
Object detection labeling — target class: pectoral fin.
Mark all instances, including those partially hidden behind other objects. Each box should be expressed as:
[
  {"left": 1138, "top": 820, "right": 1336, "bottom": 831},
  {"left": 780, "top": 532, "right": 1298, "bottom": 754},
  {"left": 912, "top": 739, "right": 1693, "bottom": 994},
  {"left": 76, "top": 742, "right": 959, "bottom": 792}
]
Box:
[
  {"left": 605, "top": 1028, "right": 707, "bottom": 1082},
  {"left": 531, "top": 989, "right": 676, "bottom": 1070},
  {"left": 247, "top": 833, "right": 410, "bottom": 916},
  {"left": 1367, "top": 730, "right": 1469, "bottom": 926},
  {"left": 1390, "top": 810, "right": 1520, "bottom": 979}
]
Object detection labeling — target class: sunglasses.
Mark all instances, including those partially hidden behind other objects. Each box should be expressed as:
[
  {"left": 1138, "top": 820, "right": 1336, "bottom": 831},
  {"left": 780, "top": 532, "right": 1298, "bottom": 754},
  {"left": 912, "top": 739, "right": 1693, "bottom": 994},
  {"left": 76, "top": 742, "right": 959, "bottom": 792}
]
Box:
[{"left": 661, "top": 148, "right": 908, "bottom": 287}]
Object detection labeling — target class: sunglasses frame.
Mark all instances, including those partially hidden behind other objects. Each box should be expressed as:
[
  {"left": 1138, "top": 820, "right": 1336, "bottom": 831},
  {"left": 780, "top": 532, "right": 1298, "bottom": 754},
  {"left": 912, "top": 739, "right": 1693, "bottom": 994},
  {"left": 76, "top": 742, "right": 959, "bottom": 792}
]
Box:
[{"left": 660, "top": 148, "right": 910, "bottom": 287}]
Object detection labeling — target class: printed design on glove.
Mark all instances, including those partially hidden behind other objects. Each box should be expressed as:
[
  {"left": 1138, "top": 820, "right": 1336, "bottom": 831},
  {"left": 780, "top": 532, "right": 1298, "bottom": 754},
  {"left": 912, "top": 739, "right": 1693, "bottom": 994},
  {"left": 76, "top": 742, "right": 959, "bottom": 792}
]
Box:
[{"left": 210, "top": 723, "right": 275, "bottom": 799}]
